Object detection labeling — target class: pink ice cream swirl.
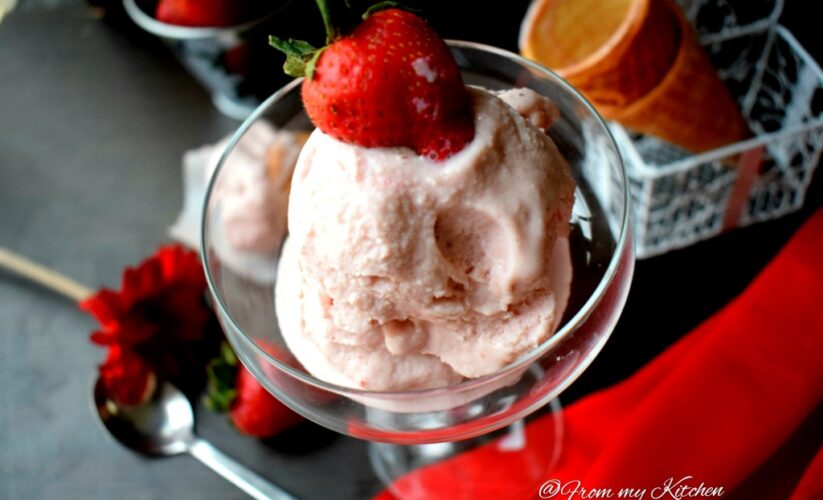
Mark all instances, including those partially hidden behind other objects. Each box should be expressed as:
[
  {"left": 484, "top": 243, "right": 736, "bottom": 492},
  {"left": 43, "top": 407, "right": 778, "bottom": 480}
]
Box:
[{"left": 276, "top": 87, "right": 575, "bottom": 392}]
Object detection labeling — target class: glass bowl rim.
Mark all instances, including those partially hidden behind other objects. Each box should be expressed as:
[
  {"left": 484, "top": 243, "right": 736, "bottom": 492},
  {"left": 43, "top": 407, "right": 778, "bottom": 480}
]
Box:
[
  {"left": 201, "top": 39, "right": 632, "bottom": 399},
  {"left": 123, "top": 0, "right": 293, "bottom": 40}
]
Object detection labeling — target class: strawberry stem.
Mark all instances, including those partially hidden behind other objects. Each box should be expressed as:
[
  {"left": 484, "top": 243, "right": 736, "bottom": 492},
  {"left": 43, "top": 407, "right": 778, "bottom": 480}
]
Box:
[
  {"left": 270, "top": 0, "right": 415, "bottom": 79},
  {"left": 362, "top": 1, "right": 404, "bottom": 19},
  {"left": 315, "top": 0, "right": 338, "bottom": 44}
]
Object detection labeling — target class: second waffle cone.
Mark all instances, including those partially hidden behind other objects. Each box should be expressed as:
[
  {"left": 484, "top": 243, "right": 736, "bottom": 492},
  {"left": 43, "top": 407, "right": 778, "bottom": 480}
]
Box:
[
  {"left": 608, "top": 0, "right": 751, "bottom": 152},
  {"left": 520, "top": 0, "right": 680, "bottom": 111},
  {"left": 520, "top": 0, "right": 750, "bottom": 152}
]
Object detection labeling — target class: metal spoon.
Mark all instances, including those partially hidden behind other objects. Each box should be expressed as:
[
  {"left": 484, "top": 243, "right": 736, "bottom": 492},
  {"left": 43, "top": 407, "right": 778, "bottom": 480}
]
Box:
[{"left": 93, "top": 378, "right": 298, "bottom": 500}]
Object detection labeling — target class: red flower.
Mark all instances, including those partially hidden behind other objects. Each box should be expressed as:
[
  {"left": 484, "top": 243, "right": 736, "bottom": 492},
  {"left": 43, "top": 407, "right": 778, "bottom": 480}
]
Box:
[
  {"left": 99, "top": 345, "right": 156, "bottom": 406},
  {"left": 82, "top": 245, "right": 215, "bottom": 405},
  {"left": 83, "top": 245, "right": 209, "bottom": 347}
]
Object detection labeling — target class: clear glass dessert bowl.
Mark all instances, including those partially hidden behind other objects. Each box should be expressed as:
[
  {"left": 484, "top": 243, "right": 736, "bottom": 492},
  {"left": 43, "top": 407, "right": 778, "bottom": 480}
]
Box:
[{"left": 202, "top": 40, "right": 633, "bottom": 466}]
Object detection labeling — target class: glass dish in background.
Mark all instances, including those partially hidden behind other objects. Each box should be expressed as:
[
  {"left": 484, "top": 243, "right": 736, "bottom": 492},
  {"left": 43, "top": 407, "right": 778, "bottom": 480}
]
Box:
[{"left": 123, "top": 0, "right": 297, "bottom": 120}]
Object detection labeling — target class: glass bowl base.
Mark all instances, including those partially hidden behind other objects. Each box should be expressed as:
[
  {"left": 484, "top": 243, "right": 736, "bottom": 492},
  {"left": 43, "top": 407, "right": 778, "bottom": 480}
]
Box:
[{"left": 369, "top": 399, "right": 564, "bottom": 499}]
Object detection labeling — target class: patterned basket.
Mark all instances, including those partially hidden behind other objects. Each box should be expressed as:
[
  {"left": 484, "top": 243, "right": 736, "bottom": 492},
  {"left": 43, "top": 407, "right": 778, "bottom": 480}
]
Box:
[{"left": 612, "top": 0, "right": 823, "bottom": 258}]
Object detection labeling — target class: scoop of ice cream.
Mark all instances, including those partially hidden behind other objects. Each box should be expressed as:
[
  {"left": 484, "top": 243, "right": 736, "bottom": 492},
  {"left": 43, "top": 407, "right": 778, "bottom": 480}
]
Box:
[
  {"left": 277, "top": 87, "right": 575, "bottom": 391},
  {"left": 208, "top": 122, "right": 307, "bottom": 254},
  {"left": 493, "top": 87, "right": 560, "bottom": 132},
  {"left": 277, "top": 233, "right": 572, "bottom": 394}
]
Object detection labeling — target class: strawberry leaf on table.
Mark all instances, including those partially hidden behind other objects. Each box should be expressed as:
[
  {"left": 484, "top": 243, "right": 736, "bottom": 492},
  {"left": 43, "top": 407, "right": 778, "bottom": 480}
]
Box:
[{"left": 203, "top": 341, "right": 238, "bottom": 412}]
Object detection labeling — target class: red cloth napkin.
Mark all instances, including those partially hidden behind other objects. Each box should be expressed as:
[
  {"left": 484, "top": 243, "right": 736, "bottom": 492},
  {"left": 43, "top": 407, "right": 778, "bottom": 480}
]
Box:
[{"left": 376, "top": 207, "right": 823, "bottom": 500}]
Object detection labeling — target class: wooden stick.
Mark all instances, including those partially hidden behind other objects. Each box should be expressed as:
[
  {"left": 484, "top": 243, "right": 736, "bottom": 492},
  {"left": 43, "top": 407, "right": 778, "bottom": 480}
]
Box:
[{"left": 0, "top": 246, "right": 94, "bottom": 302}]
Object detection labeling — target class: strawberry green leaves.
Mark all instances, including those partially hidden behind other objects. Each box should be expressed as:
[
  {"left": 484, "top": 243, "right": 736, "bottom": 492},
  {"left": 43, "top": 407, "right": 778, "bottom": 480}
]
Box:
[{"left": 268, "top": 36, "right": 325, "bottom": 78}]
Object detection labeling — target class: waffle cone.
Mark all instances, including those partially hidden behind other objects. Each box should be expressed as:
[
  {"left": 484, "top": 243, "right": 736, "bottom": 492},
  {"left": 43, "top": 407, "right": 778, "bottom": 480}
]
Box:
[
  {"left": 609, "top": 0, "right": 750, "bottom": 152},
  {"left": 520, "top": 0, "right": 680, "bottom": 110}
]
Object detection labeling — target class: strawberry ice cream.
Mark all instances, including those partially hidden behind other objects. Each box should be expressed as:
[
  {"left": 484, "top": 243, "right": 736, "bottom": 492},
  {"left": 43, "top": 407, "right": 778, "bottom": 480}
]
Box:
[
  {"left": 208, "top": 122, "right": 306, "bottom": 255},
  {"left": 275, "top": 86, "right": 575, "bottom": 393},
  {"left": 199, "top": 123, "right": 308, "bottom": 284}
]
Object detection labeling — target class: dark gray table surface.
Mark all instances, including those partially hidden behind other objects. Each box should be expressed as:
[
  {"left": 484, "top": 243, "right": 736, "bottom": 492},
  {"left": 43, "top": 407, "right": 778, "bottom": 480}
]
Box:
[{"left": 1, "top": 1, "right": 821, "bottom": 499}]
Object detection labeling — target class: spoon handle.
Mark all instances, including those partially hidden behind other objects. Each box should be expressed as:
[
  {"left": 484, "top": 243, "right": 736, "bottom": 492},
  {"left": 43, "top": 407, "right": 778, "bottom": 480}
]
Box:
[{"left": 189, "top": 438, "right": 298, "bottom": 500}]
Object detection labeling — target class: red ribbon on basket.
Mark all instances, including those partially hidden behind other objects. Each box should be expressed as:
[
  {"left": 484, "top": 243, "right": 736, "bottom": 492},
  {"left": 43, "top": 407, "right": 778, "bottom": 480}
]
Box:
[
  {"left": 376, "top": 207, "right": 823, "bottom": 500},
  {"left": 723, "top": 145, "right": 766, "bottom": 230}
]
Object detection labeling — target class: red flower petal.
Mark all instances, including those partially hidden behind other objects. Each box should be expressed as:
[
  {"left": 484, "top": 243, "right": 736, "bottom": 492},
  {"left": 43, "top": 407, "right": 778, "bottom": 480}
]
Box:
[
  {"left": 90, "top": 330, "right": 119, "bottom": 346},
  {"left": 121, "top": 260, "right": 162, "bottom": 308},
  {"left": 84, "top": 244, "right": 212, "bottom": 389},
  {"left": 164, "top": 288, "right": 210, "bottom": 342},
  {"left": 159, "top": 245, "right": 205, "bottom": 288},
  {"left": 118, "top": 314, "right": 160, "bottom": 345},
  {"left": 79, "top": 289, "right": 123, "bottom": 329},
  {"left": 99, "top": 345, "right": 156, "bottom": 406}
]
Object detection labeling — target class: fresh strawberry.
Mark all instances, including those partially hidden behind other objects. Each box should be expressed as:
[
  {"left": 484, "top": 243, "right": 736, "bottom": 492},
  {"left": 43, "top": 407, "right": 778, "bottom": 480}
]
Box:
[
  {"left": 155, "top": 0, "right": 253, "bottom": 27},
  {"left": 230, "top": 364, "right": 303, "bottom": 437},
  {"left": 270, "top": 4, "right": 475, "bottom": 161},
  {"left": 204, "top": 341, "right": 303, "bottom": 438},
  {"left": 257, "top": 342, "right": 341, "bottom": 407}
]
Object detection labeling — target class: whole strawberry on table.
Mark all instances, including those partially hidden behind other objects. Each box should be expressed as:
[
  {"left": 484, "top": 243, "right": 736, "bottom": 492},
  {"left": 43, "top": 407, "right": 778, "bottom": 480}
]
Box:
[{"left": 205, "top": 342, "right": 305, "bottom": 437}]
